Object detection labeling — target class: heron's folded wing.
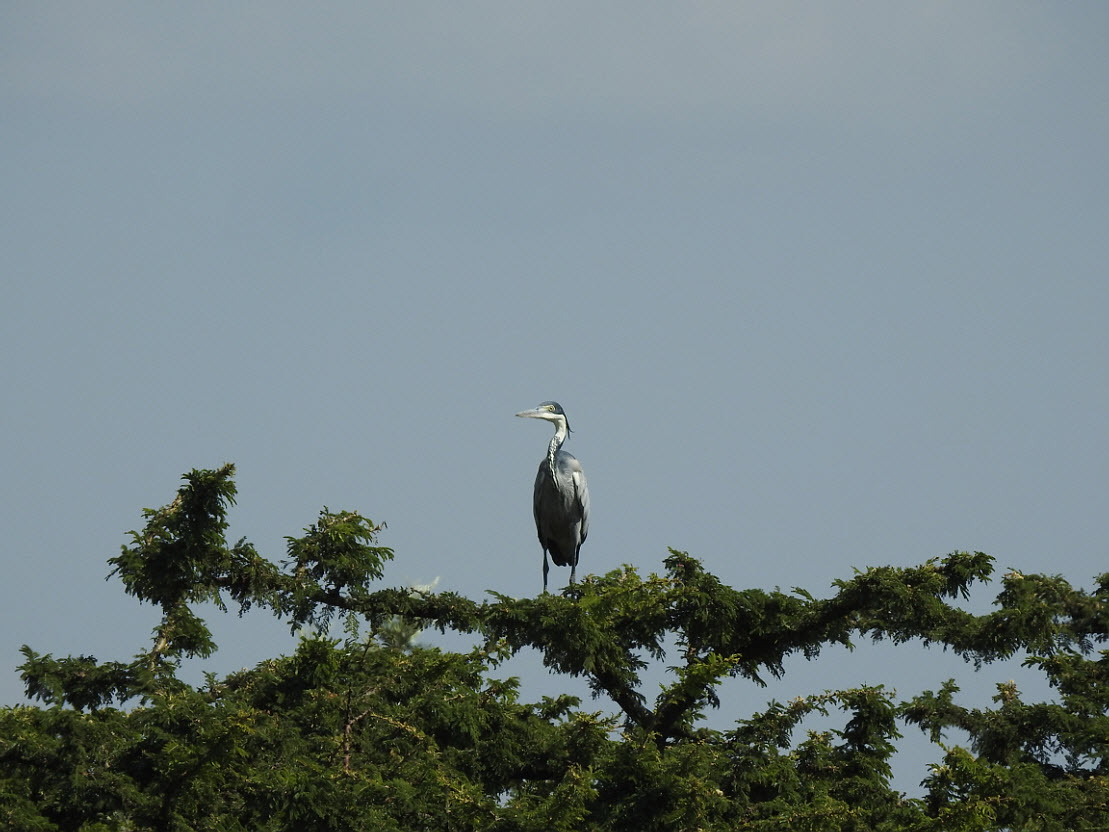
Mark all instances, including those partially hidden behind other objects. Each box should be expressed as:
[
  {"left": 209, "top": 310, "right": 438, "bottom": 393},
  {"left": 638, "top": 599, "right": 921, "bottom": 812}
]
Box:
[{"left": 572, "top": 468, "right": 590, "bottom": 544}]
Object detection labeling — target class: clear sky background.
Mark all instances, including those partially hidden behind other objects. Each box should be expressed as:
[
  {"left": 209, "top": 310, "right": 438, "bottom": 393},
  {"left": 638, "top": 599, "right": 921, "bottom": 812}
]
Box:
[{"left": 3, "top": 3, "right": 1107, "bottom": 794}]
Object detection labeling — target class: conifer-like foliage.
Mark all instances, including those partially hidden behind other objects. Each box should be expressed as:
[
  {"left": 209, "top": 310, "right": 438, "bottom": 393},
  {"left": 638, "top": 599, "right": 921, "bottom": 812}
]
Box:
[{"left": 3, "top": 465, "right": 1109, "bottom": 830}]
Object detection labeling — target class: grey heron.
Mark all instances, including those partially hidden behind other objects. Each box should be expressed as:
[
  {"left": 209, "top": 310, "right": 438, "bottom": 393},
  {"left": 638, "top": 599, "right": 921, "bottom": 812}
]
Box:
[{"left": 516, "top": 401, "right": 590, "bottom": 592}]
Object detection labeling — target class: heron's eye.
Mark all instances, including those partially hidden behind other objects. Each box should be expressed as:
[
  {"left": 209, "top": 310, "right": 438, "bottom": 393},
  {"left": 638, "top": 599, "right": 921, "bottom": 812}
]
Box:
[{"left": 545, "top": 405, "right": 555, "bottom": 411}]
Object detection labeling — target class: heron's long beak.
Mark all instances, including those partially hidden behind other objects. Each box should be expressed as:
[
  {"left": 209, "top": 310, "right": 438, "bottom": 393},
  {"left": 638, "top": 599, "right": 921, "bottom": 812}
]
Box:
[{"left": 515, "top": 408, "right": 545, "bottom": 419}]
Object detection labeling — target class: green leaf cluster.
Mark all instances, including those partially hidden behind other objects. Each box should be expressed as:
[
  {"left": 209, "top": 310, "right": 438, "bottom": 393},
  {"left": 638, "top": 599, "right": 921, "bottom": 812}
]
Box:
[{"left": 4, "top": 466, "right": 1109, "bottom": 830}]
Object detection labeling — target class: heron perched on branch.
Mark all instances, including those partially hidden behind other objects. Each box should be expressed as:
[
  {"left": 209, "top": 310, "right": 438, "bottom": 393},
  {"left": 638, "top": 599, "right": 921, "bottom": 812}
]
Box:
[{"left": 516, "top": 401, "right": 590, "bottom": 592}]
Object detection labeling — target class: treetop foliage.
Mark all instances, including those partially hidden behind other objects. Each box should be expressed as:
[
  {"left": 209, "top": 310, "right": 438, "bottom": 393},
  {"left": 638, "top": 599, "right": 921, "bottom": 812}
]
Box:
[{"left": 4, "top": 465, "right": 1109, "bottom": 830}]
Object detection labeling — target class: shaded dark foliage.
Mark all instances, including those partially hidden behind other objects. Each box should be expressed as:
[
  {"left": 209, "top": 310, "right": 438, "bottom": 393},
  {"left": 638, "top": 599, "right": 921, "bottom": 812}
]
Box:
[{"left": 3, "top": 466, "right": 1108, "bottom": 830}]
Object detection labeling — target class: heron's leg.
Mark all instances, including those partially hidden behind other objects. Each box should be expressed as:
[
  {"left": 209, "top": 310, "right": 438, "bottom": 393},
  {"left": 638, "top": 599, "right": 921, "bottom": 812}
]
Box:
[
  {"left": 543, "top": 550, "right": 550, "bottom": 593},
  {"left": 569, "top": 562, "right": 576, "bottom": 584}
]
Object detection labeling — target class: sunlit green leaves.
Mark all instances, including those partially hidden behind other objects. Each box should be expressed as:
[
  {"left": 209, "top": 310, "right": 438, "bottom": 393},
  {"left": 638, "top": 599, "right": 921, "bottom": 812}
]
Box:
[{"left": 6, "top": 466, "right": 1109, "bottom": 830}]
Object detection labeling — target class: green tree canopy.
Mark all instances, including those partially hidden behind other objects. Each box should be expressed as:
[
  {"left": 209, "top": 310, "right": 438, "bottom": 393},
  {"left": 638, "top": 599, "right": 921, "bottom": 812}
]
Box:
[{"left": 3, "top": 465, "right": 1108, "bottom": 830}]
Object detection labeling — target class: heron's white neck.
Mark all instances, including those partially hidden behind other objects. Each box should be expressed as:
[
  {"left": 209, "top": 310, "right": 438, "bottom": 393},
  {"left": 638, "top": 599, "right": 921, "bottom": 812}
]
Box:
[{"left": 546, "top": 420, "right": 568, "bottom": 475}]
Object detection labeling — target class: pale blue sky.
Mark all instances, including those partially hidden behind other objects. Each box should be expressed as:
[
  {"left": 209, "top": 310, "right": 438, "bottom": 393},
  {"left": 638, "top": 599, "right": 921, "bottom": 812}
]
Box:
[{"left": 3, "top": 3, "right": 1107, "bottom": 792}]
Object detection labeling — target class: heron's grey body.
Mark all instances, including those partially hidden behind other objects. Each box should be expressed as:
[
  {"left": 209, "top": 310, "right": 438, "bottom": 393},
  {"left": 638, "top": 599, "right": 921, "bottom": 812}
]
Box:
[{"left": 516, "top": 402, "right": 590, "bottom": 592}]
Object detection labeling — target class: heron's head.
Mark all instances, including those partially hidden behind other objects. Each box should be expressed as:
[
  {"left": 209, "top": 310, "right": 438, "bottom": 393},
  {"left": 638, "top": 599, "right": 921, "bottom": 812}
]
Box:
[{"left": 515, "top": 401, "right": 571, "bottom": 432}]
